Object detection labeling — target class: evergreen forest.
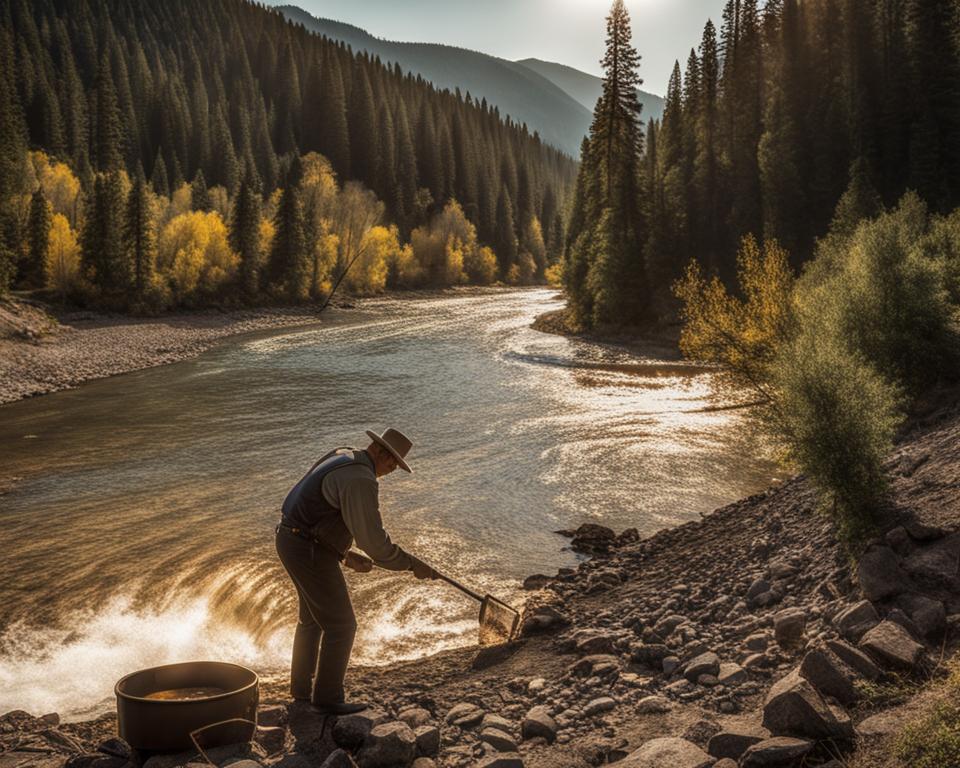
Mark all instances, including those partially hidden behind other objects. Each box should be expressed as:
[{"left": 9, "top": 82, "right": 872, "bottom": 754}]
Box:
[{"left": 0, "top": 0, "right": 577, "bottom": 310}]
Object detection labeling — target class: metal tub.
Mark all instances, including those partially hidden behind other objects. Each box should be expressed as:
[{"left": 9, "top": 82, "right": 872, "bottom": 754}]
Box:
[{"left": 115, "top": 661, "right": 259, "bottom": 752}]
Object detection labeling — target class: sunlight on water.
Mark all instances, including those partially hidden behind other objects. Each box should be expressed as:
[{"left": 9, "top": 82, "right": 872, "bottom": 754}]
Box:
[{"left": 0, "top": 288, "right": 777, "bottom": 719}]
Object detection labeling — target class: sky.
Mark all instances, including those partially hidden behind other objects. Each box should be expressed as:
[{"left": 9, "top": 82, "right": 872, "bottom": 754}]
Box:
[{"left": 266, "top": 0, "right": 728, "bottom": 97}]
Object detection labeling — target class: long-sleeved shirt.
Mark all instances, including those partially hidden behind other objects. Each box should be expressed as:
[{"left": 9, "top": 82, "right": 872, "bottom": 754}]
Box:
[{"left": 322, "top": 449, "right": 412, "bottom": 571}]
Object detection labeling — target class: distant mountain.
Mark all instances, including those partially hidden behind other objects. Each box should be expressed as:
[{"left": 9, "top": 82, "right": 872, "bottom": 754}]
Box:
[
  {"left": 515, "top": 58, "right": 665, "bottom": 124},
  {"left": 279, "top": 5, "right": 593, "bottom": 157}
]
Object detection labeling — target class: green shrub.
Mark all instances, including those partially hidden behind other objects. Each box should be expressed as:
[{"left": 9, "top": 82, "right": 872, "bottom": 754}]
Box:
[{"left": 772, "top": 332, "right": 902, "bottom": 538}]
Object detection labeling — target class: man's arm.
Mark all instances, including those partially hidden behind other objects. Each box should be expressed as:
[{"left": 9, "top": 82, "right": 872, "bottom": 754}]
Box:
[{"left": 340, "top": 477, "right": 414, "bottom": 571}]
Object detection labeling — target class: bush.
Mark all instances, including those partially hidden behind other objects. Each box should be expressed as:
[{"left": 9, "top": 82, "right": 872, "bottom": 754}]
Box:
[
  {"left": 157, "top": 211, "right": 237, "bottom": 305},
  {"left": 773, "top": 332, "right": 902, "bottom": 537}
]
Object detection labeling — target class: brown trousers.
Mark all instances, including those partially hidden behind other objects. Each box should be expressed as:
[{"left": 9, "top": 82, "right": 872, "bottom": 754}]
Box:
[{"left": 275, "top": 527, "right": 357, "bottom": 704}]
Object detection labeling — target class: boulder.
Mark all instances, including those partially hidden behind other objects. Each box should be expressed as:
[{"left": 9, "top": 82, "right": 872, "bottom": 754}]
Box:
[
  {"left": 411, "top": 760, "right": 436, "bottom": 768},
  {"left": 481, "top": 714, "right": 514, "bottom": 733},
  {"left": 857, "top": 546, "right": 909, "bottom": 601},
  {"left": 444, "top": 702, "right": 484, "bottom": 728},
  {"left": 826, "top": 639, "right": 882, "bottom": 681},
  {"left": 740, "top": 737, "right": 814, "bottom": 767},
  {"left": 706, "top": 726, "right": 768, "bottom": 760},
  {"left": 631, "top": 643, "right": 671, "bottom": 666},
  {"left": 617, "top": 737, "right": 713, "bottom": 768},
  {"left": 357, "top": 722, "right": 416, "bottom": 768},
  {"left": 583, "top": 697, "right": 616, "bottom": 717},
  {"left": 856, "top": 710, "right": 903, "bottom": 740},
  {"left": 254, "top": 725, "right": 286, "bottom": 755},
  {"left": 332, "top": 709, "right": 390, "bottom": 750},
  {"left": 414, "top": 725, "right": 439, "bottom": 757},
  {"left": 833, "top": 600, "right": 880, "bottom": 642},
  {"left": 683, "top": 652, "right": 720, "bottom": 682},
  {"left": 480, "top": 727, "right": 517, "bottom": 752},
  {"left": 636, "top": 695, "right": 672, "bottom": 714},
  {"left": 568, "top": 523, "right": 616, "bottom": 554},
  {"left": 858, "top": 620, "right": 924, "bottom": 669},
  {"left": 895, "top": 593, "right": 946, "bottom": 637},
  {"left": 902, "top": 532, "right": 960, "bottom": 589},
  {"left": 717, "top": 662, "right": 748, "bottom": 686},
  {"left": 397, "top": 707, "right": 432, "bottom": 729},
  {"left": 572, "top": 653, "right": 621, "bottom": 677},
  {"left": 522, "top": 574, "right": 551, "bottom": 590},
  {"left": 773, "top": 609, "right": 806, "bottom": 647},
  {"left": 761, "top": 669, "right": 854, "bottom": 741},
  {"left": 257, "top": 705, "right": 287, "bottom": 728},
  {"left": 521, "top": 706, "right": 557, "bottom": 744},
  {"left": 799, "top": 646, "right": 859, "bottom": 705}
]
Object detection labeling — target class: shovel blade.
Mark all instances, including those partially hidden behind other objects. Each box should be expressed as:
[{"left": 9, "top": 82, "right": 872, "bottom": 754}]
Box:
[{"left": 478, "top": 595, "right": 521, "bottom": 646}]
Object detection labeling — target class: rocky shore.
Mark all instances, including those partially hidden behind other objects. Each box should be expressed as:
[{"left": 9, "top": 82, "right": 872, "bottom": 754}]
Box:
[
  {"left": 3, "top": 374, "right": 958, "bottom": 768},
  {"left": 0, "top": 298, "right": 347, "bottom": 405}
]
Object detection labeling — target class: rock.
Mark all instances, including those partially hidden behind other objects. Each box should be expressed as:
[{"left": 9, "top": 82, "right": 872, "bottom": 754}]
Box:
[
  {"left": 522, "top": 574, "right": 551, "bottom": 590},
  {"left": 357, "top": 722, "right": 416, "bottom": 768},
  {"left": 398, "top": 707, "right": 432, "bottom": 729},
  {"left": 411, "top": 760, "right": 435, "bottom": 768},
  {"left": 631, "top": 643, "right": 671, "bottom": 666},
  {"left": 773, "top": 609, "right": 806, "bottom": 647},
  {"left": 572, "top": 653, "right": 621, "bottom": 677},
  {"left": 887, "top": 608, "right": 923, "bottom": 639},
  {"left": 895, "top": 593, "right": 946, "bottom": 637},
  {"left": 225, "top": 761, "right": 264, "bottom": 768},
  {"left": 96, "top": 739, "right": 131, "bottom": 760},
  {"left": 475, "top": 754, "right": 524, "bottom": 768},
  {"left": 521, "top": 604, "right": 570, "bottom": 634},
  {"left": 64, "top": 755, "right": 126, "bottom": 768},
  {"left": 480, "top": 727, "right": 517, "bottom": 752},
  {"left": 254, "top": 726, "right": 286, "bottom": 755},
  {"left": 707, "top": 726, "right": 768, "bottom": 760},
  {"left": 858, "top": 620, "right": 924, "bottom": 669},
  {"left": 858, "top": 546, "right": 910, "bottom": 601},
  {"left": 654, "top": 614, "right": 687, "bottom": 635},
  {"left": 414, "top": 725, "right": 440, "bottom": 757},
  {"left": 856, "top": 710, "right": 903, "bottom": 739},
  {"left": 713, "top": 761, "right": 738, "bottom": 768},
  {"left": 799, "top": 646, "right": 858, "bottom": 705},
  {"left": 826, "top": 639, "right": 882, "bottom": 681},
  {"left": 740, "top": 737, "right": 814, "bottom": 767},
  {"left": 662, "top": 656, "right": 681, "bottom": 675},
  {"left": 902, "top": 532, "right": 960, "bottom": 589},
  {"left": 583, "top": 697, "right": 616, "bottom": 717},
  {"left": 833, "top": 600, "right": 880, "bottom": 642},
  {"left": 636, "top": 695, "right": 672, "bottom": 714},
  {"left": 744, "top": 633, "right": 769, "bottom": 652},
  {"left": 683, "top": 652, "right": 720, "bottom": 682},
  {"left": 481, "top": 714, "right": 514, "bottom": 733},
  {"left": 717, "top": 662, "right": 747, "bottom": 686},
  {"left": 902, "top": 518, "right": 946, "bottom": 541},
  {"left": 761, "top": 669, "right": 855, "bottom": 741},
  {"left": 568, "top": 523, "right": 616, "bottom": 554},
  {"left": 332, "top": 709, "right": 390, "bottom": 750},
  {"left": 747, "top": 578, "right": 771, "bottom": 603},
  {"left": 257, "top": 705, "right": 287, "bottom": 728},
  {"left": 521, "top": 706, "right": 557, "bottom": 743},
  {"left": 617, "top": 737, "right": 713, "bottom": 768},
  {"left": 444, "top": 702, "right": 485, "bottom": 728},
  {"left": 885, "top": 526, "right": 913, "bottom": 556},
  {"left": 320, "top": 750, "right": 357, "bottom": 768}
]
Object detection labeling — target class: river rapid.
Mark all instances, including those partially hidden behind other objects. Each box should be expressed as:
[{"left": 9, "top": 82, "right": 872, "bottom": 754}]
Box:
[{"left": 0, "top": 288, "right": 777, "bottom": 720}]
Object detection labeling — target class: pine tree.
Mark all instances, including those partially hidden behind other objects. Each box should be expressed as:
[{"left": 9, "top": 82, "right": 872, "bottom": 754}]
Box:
[
  {"left": 347, "top": 64, "right": 377, "bottom": 183},
  {"left": 25, "top": 186, "right": 52, "bottom": 288},
  {"left": 93, "top": 56, "right": 123, "bottom": 171},
  {"left": 230, "top": 172, "right": 262, "bottom": 302},
  {"left": 319, "top": 48, "right": 350, "bottom": 177},
  {"left": 191, "top": 169, "right": 211, "bottom": 212},
  {"left": 150, "top": 149, "right": 169, "bottom": 198},
  {"left": 494, "top": 188, "right": 517, "bottom": 277},
  {"left": 268, "top": 183, "right": 307, "bottom": 302},
  {"left": 124, "top": 173, "right": 155, "bottom": 302},
  {"left": 395, "top": 101, "right": 418, "bottom": 233},
  {"left": 81, "top": 171, "right": 129, "bottom": 304}
]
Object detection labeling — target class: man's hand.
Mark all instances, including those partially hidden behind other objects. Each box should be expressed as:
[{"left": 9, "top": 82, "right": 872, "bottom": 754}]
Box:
[
  {"left": 410, "top": 556, "right": 439, "bottom": 580},
  {"left": 344, "top": 550, "right": 374, "bottom": 573}
]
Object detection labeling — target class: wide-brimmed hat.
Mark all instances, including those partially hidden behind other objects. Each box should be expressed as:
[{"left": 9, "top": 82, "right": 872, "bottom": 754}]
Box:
[{"left": 365, "top": 428, "right": 413, "bottom": 473}]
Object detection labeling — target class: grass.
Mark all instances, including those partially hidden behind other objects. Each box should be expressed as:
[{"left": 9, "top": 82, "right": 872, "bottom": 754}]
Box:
[{"left": 892, "top": 659, "right": 960, "bottom": 768}]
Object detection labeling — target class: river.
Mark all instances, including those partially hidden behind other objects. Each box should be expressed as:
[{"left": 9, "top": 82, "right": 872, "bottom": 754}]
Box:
[{"left": 0, "top": 288, "right": 777, "bottom": 719}]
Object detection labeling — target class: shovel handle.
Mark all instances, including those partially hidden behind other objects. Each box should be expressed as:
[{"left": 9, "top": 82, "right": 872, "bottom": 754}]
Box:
[{"left": 433, "top": 570, "right": 484, "bottom": 603}]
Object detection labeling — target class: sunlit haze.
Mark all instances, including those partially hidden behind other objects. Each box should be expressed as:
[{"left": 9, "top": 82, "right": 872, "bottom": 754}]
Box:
[{"left": 265, "top": 0, "right": 728, "bottom": 96}]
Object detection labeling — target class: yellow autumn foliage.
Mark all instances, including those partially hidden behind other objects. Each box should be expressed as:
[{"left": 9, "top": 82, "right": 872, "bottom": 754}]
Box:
[
  {"left": 343, "top": 225, "right": 398, "bottom": 295},
  {"left": 45, "top": 213, "right": 80, "bottom": 297},
  {"left": 30, "top": 152, "right": 81, "bottom": 224},
  {"left": 157, "top": 211, "right": 238, "bottom": 304}
]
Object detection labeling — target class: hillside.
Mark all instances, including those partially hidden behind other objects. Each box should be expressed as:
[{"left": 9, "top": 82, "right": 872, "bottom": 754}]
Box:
[
  {"left": 515, "top": 57, "right": 665, "bottom": 123},
  {"left": 278, "top": 5, "right": 593, "bottom": 157}
]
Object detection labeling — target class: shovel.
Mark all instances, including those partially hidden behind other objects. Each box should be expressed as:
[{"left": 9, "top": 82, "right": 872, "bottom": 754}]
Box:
[{"left": 433, "top": 570, "right": 521, "bottom": 646}]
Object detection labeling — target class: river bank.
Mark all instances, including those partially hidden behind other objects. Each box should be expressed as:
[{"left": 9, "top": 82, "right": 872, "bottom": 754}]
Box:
[{"left": 3, "top": 385, "right": 958, "bottom": 767}]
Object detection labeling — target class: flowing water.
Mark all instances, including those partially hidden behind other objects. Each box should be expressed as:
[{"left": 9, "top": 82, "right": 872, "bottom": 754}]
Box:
[{"left": 0, "top": 289, "right": 777, "bottom": 719}]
